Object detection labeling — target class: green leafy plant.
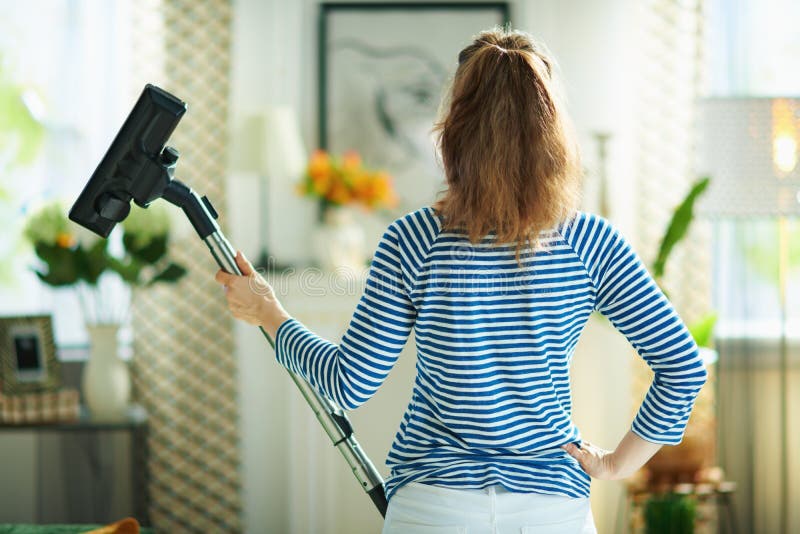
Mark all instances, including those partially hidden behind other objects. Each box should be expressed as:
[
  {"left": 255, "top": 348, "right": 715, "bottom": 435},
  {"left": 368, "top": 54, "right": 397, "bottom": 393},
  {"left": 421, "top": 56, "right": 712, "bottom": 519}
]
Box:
[
  {"left": 0, "top": 59, "right": 45, "bottom": 171},
  {"left": 22, "top": 200, "right": 186, "bottom": 323},
  {"left": 652, "top": 176, "right": 717, "bottom": 348},
  {"left": 688, "top": 312, "right": 718, "bottom": 349},
  {"left": 111, "top": 204, "right": 187, "bottom": 286},
  {"left": 653, "top": 177, "right": 710, "bottom": 280},
  {"left": 22, "top": 201, "right": 100, "bottom": 286},
  {"left": 0, "top": 60, "right": 46, "bottom": 281},
  {"left": 644, "top": 492, "right": 696, "bottom": 534}
]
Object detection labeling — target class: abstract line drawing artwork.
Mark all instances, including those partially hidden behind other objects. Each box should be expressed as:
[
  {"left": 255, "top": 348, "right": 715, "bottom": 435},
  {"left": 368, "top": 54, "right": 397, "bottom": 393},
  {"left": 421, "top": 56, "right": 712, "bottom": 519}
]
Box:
[
  {"left": 320, "top": 3, "right": 510, "bottom": 240},
  {"left": 329, "top": 38, "right": 448, "bottom": 185}
]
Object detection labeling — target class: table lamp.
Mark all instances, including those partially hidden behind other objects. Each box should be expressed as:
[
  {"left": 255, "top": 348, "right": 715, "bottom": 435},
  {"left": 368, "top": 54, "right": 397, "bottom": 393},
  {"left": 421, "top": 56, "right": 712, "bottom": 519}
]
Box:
[{"left": 232, "top": 108, "right": 306, "bottom": 270}]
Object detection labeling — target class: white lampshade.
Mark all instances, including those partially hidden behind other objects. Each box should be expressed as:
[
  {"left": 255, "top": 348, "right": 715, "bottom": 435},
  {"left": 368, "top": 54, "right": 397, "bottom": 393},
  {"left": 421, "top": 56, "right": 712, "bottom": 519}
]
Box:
[
  {"left": 232, "top": 108, "right": 306, "bottom": 179},
  {"left": 231, "top": 114, "right": 266, "bottom": 174},
  {"left": 264, "top": 107, "right": 307, "bottom": 179},
  {"left": 695, "top": 97, "right": 800, "bottom": 217},
  {"left": 230, "top": 108, "right": 311, "bottom": 264}
]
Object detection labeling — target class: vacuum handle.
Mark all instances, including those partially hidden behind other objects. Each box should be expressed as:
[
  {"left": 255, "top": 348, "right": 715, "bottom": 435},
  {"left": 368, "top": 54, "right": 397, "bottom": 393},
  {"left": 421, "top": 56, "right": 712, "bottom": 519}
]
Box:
[{"left": 201, "top": 228, "right": 388, "bottom": 516}]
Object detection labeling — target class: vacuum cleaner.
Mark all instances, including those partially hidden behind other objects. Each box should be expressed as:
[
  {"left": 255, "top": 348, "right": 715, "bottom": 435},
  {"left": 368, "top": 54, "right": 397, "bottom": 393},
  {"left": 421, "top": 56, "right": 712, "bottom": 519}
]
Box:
[{"left": 68, "top": 84, "right": 388, "bottom": 516}]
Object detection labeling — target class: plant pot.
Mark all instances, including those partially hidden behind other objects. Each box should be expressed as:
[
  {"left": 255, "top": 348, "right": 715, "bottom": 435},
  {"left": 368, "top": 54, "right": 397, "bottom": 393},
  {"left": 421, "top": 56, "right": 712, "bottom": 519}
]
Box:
[
  {"left": 635, "top": 346, "right": 717, "bottom": 489},
  {"left": 312, "top": 206, "right": 366, "bottom": 273},
  {"left": 82, "top": 323, "right": 130, "bottom": 421},
  {"left": 645, "top": 424, "right": 715, "bottom": 487}
]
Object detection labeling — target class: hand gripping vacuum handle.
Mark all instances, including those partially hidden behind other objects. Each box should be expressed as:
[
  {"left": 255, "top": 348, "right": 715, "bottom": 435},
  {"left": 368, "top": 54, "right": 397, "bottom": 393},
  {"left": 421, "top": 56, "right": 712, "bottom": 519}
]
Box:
[
  {"left": 67, "top": 83, "right": 388, "bottom": 518},
  {"left": 163, "top": 179, "right": 389, "bottom": 517}
]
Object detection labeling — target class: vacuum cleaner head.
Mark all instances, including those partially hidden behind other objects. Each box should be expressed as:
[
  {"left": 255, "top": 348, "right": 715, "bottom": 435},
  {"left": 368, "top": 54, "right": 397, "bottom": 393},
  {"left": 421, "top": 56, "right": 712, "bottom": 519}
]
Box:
[{"left": 68, "top": 84, "right": 186, "bottom": 237}]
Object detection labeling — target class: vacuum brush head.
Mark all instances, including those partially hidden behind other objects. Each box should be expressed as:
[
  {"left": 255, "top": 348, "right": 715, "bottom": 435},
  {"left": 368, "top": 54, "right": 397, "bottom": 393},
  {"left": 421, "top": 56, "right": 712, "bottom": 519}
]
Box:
[{"left": 68, "top": 84, "right": 186, "bottom": 237}]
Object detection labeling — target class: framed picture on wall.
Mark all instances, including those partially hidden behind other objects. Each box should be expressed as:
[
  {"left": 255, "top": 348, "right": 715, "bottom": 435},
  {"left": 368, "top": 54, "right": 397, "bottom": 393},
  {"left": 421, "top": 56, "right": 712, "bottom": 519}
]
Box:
[
  {"left": 318, "top": 2, "right": 510, "bottom": 233},
  {"left": 0, "top": 315, "right": 60, "bottom": 394}
]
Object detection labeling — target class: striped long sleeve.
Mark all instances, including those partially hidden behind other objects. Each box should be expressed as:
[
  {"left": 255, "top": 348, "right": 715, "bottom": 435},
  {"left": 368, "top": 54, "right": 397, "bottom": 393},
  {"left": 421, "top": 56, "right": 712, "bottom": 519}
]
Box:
[
  {"left": 564, "top": 213, "right": 708, "bottom": 445},
  {"left": 275, "top": 216, "right": 424, "bottom": 410}
]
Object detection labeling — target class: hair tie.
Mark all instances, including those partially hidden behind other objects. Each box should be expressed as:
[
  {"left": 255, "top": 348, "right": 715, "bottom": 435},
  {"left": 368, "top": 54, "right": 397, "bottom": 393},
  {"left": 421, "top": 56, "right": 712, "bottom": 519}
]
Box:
[{"left": 478, "top": 40, "right": 509, "bottom": 55}]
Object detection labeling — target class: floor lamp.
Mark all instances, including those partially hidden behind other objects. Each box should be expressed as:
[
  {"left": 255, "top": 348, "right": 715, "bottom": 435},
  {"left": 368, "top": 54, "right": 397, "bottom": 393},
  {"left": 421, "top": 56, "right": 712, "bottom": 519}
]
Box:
[
  {"left": 696, "top": 97, "right": 800, "bottom": 534},
  {"left": 233, "top": 109, "right": 306, "bottom": 270}
]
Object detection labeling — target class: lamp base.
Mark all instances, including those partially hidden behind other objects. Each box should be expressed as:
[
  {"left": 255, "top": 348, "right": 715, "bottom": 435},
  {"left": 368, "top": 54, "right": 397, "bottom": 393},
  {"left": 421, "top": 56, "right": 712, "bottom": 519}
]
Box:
[{"left": 253, "top": 247, "right": 293, "bottom": 274}]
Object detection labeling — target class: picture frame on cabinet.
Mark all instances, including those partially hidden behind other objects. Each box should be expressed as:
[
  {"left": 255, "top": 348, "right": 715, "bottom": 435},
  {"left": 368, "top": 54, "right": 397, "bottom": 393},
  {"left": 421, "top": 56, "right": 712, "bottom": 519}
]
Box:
[{"left": 0, "top": 315, "right": 61, "bottom": 395}]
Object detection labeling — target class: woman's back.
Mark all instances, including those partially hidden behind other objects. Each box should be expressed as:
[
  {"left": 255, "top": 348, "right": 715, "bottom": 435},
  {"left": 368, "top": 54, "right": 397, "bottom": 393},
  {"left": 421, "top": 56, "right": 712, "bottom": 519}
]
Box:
[{"left": 333, "top": 206, "right": 703, "bottom": 501}]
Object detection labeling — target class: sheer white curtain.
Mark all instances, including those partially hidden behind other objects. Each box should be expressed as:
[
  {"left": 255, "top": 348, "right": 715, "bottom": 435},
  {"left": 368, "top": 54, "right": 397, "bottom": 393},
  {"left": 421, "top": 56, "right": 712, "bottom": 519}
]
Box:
[
  {"left": 0, "top": 0, "right": 133, "bottom": 348},
  {"left": 713, "top": 219, "right": 800, "bottom": 533}
]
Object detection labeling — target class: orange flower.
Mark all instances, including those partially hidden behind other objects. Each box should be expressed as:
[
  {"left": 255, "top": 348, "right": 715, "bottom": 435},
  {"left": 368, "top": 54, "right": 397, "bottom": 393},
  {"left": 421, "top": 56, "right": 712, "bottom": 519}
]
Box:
[
  {"left": 350, "top": 171, "right": 371, "bottom": 201},
  {"left": 55, "top": 232, "right": 76, "bottom": 248},
  {"left": 341, "top": 150, "right": 362, "bottom": 171},
  {"left": 310, "top": 171, "right": 332, "bottom": 196},
  {"left": 297, "top": 149, "right": 398, "bottom": 211},
  {"left": 307, "top": 150, "right": 332, "bottom": 179},
  {"left": 366, "top": 171, "right": 398, "bottom": 209},
  {"left": 327, "top": 180, "right": 351, "bottom": 205}
]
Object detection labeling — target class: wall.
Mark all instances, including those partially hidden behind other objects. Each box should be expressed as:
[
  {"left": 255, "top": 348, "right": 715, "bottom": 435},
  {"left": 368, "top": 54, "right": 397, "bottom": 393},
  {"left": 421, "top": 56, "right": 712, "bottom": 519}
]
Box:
[
  {"left": 228, "top": 1, "right": 640, "bottom": 532},
  {"left": 228, "top": 2, "right": 311, "bottom": 532}
]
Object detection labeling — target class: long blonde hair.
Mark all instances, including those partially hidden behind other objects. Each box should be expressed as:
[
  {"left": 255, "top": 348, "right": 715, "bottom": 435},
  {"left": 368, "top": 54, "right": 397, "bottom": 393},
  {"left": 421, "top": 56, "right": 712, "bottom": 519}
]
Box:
[{"left": 433, "top": 27, "right": 582, "bottom": 260}]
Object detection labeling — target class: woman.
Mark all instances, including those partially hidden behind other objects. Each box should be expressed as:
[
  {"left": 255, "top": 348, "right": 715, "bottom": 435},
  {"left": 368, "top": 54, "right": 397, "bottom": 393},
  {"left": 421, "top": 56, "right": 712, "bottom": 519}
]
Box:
[{"left": 215, "top": 28, "right": 707, "bottom": 534}]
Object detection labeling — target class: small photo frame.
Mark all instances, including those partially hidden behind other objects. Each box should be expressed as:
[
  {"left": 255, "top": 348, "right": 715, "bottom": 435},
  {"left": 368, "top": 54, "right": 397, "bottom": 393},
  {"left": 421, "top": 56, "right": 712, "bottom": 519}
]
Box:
[{"left": 0, "top": 315, "right": 60, "bottom": 394}]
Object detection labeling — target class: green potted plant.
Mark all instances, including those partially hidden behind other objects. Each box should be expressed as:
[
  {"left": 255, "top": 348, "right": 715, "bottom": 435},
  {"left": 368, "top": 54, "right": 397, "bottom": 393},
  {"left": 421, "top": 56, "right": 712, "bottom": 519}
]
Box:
[
  {"left": 297, "top": 149, "right": 398, "bottom": 272},
  {"left": 644, "top": 492, "right": 697, "bottom": 534},
  {"left": 112, "top": 203, "right": 188, "bottom": 288},
  {"left": 22, "top": 200, "right": 186, "bottom": 420},
  {"left": 640, "top": 176, "right": 718, "bottom": 530}
]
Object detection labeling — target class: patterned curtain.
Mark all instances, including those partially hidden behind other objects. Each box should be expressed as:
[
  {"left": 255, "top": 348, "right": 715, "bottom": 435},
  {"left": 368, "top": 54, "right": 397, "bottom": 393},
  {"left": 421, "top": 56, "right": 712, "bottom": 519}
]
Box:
[
  {"left": 714, "top": 219, "right": 800, "bottom": 534},
  {"left": 634, "top": 0, "right": 711, "bottom": 321},
  {"left": 130, "top": 1, "right": 241, "bottom": 531}
]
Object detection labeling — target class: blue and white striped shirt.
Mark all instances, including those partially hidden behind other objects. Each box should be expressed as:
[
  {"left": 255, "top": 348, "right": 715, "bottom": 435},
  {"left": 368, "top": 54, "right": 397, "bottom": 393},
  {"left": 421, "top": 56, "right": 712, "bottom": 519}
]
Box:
[{"left": 275, "top": 207, "right": 707, "bottom": 501}]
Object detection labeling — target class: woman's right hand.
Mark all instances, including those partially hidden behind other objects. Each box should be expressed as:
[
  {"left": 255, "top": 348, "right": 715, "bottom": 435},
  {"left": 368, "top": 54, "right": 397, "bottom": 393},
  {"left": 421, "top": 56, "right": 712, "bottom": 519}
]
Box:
[{"left": 562, "top": 430, "right": 663, "bottom": 480}]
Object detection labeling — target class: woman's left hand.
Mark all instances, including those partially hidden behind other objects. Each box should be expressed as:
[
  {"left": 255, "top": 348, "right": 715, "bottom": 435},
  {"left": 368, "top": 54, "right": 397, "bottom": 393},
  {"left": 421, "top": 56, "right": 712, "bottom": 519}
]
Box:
[
  {"left": 214, "top": 251, "right": 291, "bottom": 338},
  {"left": 561, "top": 440, "right": 619, "bottom": 480}
]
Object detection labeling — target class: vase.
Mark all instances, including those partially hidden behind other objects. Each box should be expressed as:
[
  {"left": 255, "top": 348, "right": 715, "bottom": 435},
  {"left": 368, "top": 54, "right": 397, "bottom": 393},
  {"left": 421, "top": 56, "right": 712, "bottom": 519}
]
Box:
[
  {"left": 312, "top": 206, "right": 366, "bottom": 274},
  {"left": 83, "top": 323, "right": 130, "bottom": 421}
]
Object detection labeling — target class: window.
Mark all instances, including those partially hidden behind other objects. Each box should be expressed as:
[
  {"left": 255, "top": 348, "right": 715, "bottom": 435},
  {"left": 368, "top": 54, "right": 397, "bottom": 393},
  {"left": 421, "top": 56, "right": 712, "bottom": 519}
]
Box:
[
  {"left": 0, "top": 0, "right": 134, "bottom": 350},
  {"left": 713, "top": 219, "right": 800, "bottom": 339},
  {"left": 708, "top": 0, "right": 800, "bottom": 96},
  {"left": 707, "top": 0, "right": 800, "bottom": 338}
]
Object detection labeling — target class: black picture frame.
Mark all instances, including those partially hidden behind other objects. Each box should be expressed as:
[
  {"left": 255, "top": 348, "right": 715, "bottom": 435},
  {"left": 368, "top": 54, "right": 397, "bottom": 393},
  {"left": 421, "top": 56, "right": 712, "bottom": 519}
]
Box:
[
  {"left": 0, "top": 315, "right": 61, "bottom": 394},
  {"left": 318, "top": 2, "right": 511, "bottom": 215}
]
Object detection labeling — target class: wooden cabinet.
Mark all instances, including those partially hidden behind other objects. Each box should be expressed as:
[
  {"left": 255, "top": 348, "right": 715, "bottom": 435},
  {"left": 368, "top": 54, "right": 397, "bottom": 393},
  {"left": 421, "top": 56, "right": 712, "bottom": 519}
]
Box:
[{"left": 0, "top": 407, "right": 149, "bottom": 526}]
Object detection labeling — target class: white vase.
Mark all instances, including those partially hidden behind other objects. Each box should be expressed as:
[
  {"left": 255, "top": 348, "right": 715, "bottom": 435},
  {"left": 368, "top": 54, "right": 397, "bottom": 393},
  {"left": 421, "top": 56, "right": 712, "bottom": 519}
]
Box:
[
  {"left": 83, "top": 324, "right": 130, "bottom": 421},
  {"left": 312, "top": 206, "right": 366, "bottom": 274}
]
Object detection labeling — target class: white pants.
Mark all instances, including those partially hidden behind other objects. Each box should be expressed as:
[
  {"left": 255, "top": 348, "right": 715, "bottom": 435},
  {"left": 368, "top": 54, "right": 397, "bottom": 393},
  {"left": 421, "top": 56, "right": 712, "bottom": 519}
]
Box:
[{"left": 382, "top": 482, "right": 597, "bottom": 534}]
